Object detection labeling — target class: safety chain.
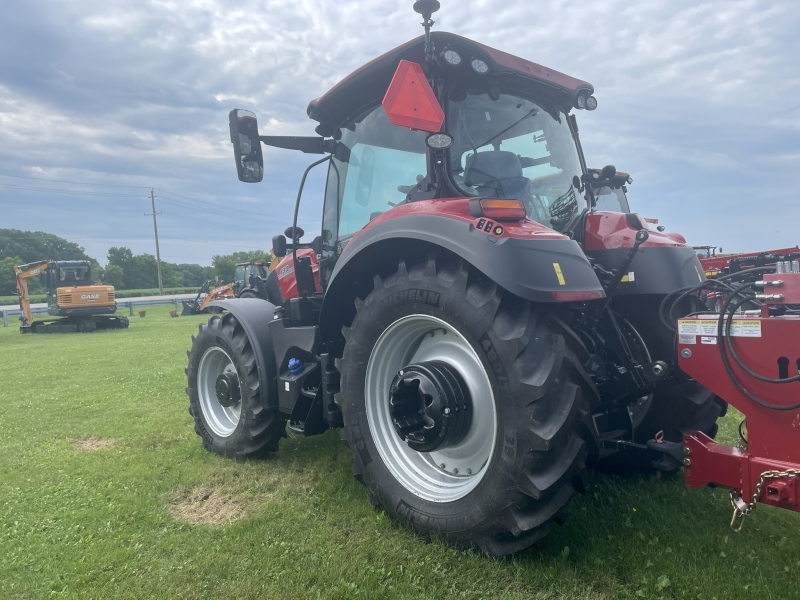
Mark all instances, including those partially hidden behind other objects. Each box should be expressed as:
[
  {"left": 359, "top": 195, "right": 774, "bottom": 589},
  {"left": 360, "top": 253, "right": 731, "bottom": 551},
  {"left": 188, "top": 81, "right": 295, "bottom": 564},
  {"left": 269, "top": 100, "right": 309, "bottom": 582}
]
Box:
[{"left": 730, "top": 469, "right": 800, "bottom": 532}]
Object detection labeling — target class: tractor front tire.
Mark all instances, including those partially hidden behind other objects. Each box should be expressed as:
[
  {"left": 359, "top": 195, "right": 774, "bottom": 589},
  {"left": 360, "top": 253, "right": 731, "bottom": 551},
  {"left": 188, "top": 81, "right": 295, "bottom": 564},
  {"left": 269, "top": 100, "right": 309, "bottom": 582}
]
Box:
[
  {"left": 337, "top": 254, "right": 597, "bottom": 556},
  {"left": 239, "top": 290, "right": 258, "bottom": 299},
  {"left": 186, "top": 313, "right": 286, "bottom": 459}
]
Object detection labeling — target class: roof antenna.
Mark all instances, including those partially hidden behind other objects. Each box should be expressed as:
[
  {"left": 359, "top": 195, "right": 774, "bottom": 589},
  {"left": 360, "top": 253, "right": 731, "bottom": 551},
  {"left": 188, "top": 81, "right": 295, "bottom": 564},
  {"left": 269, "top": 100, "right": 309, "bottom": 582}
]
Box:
[{"left": 413, "top": 0, "right": 440, "bottom": 65}]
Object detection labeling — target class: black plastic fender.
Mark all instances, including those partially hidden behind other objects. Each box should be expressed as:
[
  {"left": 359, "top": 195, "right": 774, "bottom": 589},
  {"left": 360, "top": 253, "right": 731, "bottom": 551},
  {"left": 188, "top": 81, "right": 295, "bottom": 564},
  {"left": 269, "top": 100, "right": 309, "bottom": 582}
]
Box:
[
  {"left": 319, "top": 213, "right": 604, "bottom": 342},
  {"left": 207, "top": 299, "right": 280, "bottom": 411},
  {"left": 587, "top": 246, "right": 705, "bottom": 295}
]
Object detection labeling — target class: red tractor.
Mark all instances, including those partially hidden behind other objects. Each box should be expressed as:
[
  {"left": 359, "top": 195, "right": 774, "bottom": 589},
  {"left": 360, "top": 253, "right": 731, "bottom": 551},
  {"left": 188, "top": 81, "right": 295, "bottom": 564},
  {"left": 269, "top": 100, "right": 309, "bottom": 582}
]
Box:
[{"left": 185, "top": 1, "right": 799, "bottom": 555}]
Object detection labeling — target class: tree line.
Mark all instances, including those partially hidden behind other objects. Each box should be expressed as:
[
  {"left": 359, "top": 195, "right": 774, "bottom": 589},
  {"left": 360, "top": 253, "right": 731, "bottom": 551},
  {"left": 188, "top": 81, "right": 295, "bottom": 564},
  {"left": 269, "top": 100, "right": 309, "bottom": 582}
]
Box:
[{"left": 1, "top": 229, "right": 273, "bottom": 295}]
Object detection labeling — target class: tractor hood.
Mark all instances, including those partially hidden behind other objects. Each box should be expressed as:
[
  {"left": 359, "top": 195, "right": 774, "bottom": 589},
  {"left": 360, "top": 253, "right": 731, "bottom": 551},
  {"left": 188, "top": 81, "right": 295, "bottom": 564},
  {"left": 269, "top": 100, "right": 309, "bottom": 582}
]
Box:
[{"left": 307, "top": 32, "right": 594, "bottom": 137}]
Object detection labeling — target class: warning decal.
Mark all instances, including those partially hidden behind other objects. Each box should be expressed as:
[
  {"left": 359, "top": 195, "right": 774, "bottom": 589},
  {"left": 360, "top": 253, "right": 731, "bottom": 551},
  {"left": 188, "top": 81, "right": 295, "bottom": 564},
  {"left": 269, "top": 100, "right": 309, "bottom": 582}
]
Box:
[
  {"left": 678, "top": 320, "right": 718, "bottom": 336},
  {"left": 678, "top": 319, "right": 761, "bottom": 338},
  {"left": 679, "top": 334, "right": 696, "bottom": 345},
  {"left": 552, "top": 263, "right": 566, "bottom": 286}
]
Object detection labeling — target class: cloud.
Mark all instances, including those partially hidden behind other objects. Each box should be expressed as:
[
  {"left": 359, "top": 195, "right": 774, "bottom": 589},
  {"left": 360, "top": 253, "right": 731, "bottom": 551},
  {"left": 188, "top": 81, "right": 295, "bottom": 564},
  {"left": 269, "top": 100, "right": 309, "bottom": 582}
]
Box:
[{"left": 1, "top": 0, "right": 798, "bottom": 264}]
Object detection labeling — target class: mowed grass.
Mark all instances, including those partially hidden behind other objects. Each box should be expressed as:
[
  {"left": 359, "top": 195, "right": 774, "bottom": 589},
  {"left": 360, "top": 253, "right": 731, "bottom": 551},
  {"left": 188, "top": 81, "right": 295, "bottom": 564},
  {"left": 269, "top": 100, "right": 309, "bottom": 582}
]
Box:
[{"left": 1, "top": 306, "right": 798, "bottom": 600}]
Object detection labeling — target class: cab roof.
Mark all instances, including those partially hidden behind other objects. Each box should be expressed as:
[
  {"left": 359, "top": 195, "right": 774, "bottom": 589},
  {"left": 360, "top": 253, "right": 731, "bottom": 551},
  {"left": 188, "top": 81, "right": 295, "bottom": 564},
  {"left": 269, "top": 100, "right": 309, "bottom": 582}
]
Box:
[{"left": 307, "top": 32, "right": 593, "bottom": 137}]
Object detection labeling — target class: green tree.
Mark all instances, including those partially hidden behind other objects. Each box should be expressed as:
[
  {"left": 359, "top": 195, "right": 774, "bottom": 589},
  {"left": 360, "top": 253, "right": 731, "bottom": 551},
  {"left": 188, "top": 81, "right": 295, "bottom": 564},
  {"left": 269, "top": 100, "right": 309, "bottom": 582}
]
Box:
[
  {"left": 130, "top": 254, "right": 160, "bottom": 289},
  {"left": 104, "top": 264, "right": 125, "bottom": 288},
  {"left": 0, "top": 229, "right": 97, "bottom": 266},
  {"left": 0, "top": 256, "right": 23, "bottom": 295},
  {"left": 107, "top": 247, "right": 135, "bottom": 289},
  {"left": 212, "top": 250, "right": 273, "bottom": 283}
]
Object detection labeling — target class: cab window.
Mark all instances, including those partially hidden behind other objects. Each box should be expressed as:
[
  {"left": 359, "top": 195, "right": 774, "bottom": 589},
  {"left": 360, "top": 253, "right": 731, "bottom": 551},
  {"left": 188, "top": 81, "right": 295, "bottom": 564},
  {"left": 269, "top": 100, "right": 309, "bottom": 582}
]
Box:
[{"left": 322, "top": 105, "right": 428, "bottom": 255}]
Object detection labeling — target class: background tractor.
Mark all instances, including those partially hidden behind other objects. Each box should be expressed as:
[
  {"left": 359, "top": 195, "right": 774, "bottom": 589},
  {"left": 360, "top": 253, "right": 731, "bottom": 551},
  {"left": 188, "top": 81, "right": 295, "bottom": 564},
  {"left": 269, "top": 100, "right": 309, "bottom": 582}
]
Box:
[
  {"left": 185, "top": 1, "right": 732, "bottom": 555},
  {"left": 233, "top": 261, "right": 270, "bottom": 298},
  {"left": 14, "top": 259, "right": 128, "bottom": 333}
]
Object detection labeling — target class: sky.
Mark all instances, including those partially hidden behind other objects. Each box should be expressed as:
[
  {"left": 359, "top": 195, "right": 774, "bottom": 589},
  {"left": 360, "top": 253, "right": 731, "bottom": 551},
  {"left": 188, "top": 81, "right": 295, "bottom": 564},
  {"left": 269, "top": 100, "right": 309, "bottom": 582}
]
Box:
[{"left": 1, "top": 0, "right": 798, "bottom": 266}]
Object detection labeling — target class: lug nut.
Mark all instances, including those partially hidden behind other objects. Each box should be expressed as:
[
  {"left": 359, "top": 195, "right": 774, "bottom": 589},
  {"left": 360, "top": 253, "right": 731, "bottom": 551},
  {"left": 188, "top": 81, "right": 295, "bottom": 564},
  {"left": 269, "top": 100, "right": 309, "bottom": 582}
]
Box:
[
  {"left": 683, "top": 447, "right": 691, "bottom": 455},
  {"left": 683, "top": 458, "right": 692, "bottom": 467}
]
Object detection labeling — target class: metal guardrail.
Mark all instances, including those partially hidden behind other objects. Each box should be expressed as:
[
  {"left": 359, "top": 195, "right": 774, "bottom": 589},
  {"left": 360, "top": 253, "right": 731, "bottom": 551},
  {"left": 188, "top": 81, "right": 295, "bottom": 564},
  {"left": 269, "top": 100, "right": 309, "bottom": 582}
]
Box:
[{"left": 1, "top": 295, "right": 200, "bottom": 327}]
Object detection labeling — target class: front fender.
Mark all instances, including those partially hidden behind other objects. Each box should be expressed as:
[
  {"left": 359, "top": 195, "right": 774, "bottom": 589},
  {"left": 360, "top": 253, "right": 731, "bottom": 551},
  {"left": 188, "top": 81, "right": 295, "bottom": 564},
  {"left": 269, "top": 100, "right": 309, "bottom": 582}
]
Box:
[
  {"left": 320, "top": 213, "right": 603, "bottom": 342},
  {"left": 207, "top": 299, "right": 279, "bottom": 410}
]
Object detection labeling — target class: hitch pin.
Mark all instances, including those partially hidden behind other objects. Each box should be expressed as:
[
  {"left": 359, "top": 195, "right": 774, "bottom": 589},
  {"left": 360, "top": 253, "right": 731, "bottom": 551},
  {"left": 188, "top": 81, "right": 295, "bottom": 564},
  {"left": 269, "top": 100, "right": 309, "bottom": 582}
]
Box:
[{"left": 730, "top": 495, "right": 749, "bottom": 533}]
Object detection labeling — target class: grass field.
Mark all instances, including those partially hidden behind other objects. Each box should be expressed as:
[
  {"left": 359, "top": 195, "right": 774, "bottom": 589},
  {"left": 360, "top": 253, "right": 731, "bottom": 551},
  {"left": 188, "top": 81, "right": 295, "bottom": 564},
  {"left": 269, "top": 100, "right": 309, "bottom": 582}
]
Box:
[{"left": 1, "top": 306, "right": 798, "bottom": 599}]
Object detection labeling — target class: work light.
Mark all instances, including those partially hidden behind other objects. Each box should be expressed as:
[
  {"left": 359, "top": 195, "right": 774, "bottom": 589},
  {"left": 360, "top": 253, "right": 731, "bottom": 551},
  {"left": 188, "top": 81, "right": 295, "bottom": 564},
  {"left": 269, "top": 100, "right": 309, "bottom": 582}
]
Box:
[
  {"left": 470, "top": 58, "right": 489, "bottom": 74},
  {"left": 442, "top": 50, "right": 462, "bottom": 66}
]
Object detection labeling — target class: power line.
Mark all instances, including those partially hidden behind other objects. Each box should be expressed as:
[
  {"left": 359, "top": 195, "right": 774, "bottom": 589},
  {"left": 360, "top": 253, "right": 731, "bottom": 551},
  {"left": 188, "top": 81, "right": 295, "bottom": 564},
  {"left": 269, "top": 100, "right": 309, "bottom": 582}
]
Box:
[
  {"left": 0, "top": 173, "right": 151, "bottom": 189},
  {"left": 0, "top": 183, "right": 147, "bottom": 198}
]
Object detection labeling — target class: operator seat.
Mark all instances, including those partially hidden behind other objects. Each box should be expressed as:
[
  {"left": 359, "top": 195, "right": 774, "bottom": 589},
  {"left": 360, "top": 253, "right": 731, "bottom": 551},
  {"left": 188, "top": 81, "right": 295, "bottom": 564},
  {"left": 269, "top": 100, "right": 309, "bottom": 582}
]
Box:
[{"left": 465, "top": 151, "right": 529, "bottom": 198}]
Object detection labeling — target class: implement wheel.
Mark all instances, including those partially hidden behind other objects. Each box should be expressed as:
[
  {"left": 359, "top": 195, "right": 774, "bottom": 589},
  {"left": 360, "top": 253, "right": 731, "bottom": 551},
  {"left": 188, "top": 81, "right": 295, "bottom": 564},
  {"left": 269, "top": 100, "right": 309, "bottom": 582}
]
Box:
[
  {"left": 186, "top": 313, "right": 286, "bottom": 458},
  {"left": 337, "top": 254, "right": 597, "bottom": 556}
]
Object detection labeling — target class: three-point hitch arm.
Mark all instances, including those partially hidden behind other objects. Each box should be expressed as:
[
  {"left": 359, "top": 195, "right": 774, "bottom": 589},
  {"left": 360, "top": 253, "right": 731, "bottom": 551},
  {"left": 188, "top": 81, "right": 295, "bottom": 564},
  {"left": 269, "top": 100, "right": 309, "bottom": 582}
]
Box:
[{"left": 14, "top": 260, "right": 51, "bottom": 327}]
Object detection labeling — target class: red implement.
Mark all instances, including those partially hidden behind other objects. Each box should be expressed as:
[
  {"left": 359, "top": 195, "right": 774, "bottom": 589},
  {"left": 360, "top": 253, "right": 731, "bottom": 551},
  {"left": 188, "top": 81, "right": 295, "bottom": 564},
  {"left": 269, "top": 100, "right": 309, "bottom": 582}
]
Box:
[{"left": 677, "top": 311, "right": 800, "bottom": 520}]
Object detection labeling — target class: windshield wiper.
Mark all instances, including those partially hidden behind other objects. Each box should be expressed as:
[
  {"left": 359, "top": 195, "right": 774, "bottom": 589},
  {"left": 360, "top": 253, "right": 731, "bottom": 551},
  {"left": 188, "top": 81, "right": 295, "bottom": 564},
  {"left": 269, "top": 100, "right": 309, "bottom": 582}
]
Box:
[{"left": 476, "top": 108, "right": 539, "bottom": 149}]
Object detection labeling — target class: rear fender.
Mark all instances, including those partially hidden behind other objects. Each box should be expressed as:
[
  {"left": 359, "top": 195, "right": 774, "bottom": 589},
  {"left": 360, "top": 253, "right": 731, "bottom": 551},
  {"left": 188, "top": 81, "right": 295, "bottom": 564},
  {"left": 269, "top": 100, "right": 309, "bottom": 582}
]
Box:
[
  {"left": 207, "top": 299, "right": 279, "bottom": 411},
  {"left": 319, "top": 212, "right": 603, "bottom": 343}
]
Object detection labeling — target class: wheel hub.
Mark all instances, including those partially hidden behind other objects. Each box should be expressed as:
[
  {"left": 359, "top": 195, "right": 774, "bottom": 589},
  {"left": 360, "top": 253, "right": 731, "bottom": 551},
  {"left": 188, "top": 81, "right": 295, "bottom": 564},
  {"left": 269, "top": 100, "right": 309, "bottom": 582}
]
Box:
[
  {"left": 215, "top": 372, "right": 241, "bottom": 407},
  {"left": 389, "top": 361, "right": 472, "bottom": 453}
]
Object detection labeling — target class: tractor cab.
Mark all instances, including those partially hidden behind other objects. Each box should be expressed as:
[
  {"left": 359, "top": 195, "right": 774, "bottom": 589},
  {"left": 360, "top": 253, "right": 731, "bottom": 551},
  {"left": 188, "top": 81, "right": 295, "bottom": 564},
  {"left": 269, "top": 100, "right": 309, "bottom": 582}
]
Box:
[
  {"left": 230, "top": 29, "right": 604, "bottom": 304},
  {"left": 587, "top": 167, "right": 632, "bottom": 213},
  {"left": 233, "top": 261, "right": 269, "bottom": 297}
]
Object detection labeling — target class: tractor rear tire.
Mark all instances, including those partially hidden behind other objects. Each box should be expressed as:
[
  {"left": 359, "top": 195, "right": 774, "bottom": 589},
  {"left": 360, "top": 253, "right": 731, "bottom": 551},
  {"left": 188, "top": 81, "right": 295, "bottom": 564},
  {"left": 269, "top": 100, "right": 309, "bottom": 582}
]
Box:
[
  {"left": 186, "top": 313, "right": 286, "bottom": 459},
  {"left": 239, "top": 290, "right": 258, "bottom": 299},
  {"left": 337, "top": 254, "right": 597, "bottom": 556}
]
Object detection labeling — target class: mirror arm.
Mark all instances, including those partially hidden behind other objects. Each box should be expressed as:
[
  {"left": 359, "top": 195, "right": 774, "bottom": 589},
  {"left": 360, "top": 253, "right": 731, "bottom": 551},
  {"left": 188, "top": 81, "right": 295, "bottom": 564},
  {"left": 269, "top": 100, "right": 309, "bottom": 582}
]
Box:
[{"left": 259, "top": 136, "right": 336, "bottom": 154}]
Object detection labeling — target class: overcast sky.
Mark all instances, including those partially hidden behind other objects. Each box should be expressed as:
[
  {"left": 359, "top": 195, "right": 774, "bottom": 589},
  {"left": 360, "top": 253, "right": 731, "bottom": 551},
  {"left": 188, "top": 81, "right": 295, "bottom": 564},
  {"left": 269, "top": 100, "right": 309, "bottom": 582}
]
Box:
[{"left": 1, "top": 0, "right": 798, "bottom": 265}]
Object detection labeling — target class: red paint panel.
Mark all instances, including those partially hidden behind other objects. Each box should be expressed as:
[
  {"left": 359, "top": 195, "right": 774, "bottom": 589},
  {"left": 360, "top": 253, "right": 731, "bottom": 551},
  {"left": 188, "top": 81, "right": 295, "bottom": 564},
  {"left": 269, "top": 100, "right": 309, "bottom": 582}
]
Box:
[
  {"left": 349, "top": 197, "right": 568, "bottom": 247},
  {"left": 382, "top": 60, "right": 444, "bottom": 133},
  {"left": 584, "top": 212, "right": 688, "bottom": 251},
  {"left": 274, "top": 248, "right": 322, "bottom": 301}
]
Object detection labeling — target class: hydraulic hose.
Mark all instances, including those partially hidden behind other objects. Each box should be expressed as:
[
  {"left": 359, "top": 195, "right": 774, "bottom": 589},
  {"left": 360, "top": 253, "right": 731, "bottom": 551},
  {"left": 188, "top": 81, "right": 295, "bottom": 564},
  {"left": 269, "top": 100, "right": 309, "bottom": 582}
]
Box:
[{"left": 716, "top": 282, "right": 800, "bottom": 411}]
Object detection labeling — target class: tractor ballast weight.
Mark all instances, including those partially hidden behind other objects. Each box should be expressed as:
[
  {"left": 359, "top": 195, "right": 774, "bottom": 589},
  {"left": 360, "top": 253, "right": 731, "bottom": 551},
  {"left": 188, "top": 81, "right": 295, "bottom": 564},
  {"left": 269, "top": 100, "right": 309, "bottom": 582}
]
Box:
[{"left": 187, "top": 3, "right": 730, "bottom": 556}]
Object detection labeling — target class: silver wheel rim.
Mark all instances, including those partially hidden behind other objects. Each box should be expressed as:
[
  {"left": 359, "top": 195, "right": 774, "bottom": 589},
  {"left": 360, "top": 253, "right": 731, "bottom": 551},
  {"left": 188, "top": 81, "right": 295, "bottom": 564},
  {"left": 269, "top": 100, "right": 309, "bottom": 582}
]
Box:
[
  {"left": 197, "top": 346, "right": 241, "bottom": 437},
  {"left": 365, "top": 314, "right": 497, "bottom": 502}
]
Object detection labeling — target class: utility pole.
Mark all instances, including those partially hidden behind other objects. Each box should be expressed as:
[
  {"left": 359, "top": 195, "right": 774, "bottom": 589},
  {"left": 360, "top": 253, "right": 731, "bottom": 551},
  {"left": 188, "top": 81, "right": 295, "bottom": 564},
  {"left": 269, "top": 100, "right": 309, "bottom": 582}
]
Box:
[{"left": 146, "top": 188, "right": 164, "bottom": 294}]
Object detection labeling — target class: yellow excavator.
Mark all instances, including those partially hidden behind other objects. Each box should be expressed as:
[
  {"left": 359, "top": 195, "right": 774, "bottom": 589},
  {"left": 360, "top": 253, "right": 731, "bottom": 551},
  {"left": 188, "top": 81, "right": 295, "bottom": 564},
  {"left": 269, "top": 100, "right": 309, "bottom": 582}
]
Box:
[{"left": 14, "top": 259, "right": 129, "bottom": 333}]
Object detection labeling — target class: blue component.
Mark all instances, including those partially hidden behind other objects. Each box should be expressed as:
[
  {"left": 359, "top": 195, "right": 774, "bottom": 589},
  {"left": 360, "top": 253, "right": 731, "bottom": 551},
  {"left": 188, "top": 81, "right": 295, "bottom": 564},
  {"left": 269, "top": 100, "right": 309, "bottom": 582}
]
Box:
[{"left": 288, "top": 358, "right": 303, "bottom": 375}]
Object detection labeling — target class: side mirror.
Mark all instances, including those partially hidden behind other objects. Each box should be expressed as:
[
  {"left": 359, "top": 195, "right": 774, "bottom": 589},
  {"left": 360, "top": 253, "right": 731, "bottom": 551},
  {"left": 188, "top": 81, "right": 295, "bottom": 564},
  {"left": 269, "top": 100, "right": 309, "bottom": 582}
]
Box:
[
  {"left": 229, "top": 109, "right": 264, "bottom": 183},
  {"left": 272, "top": 235, "right": 287, "bottom": 258}
]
